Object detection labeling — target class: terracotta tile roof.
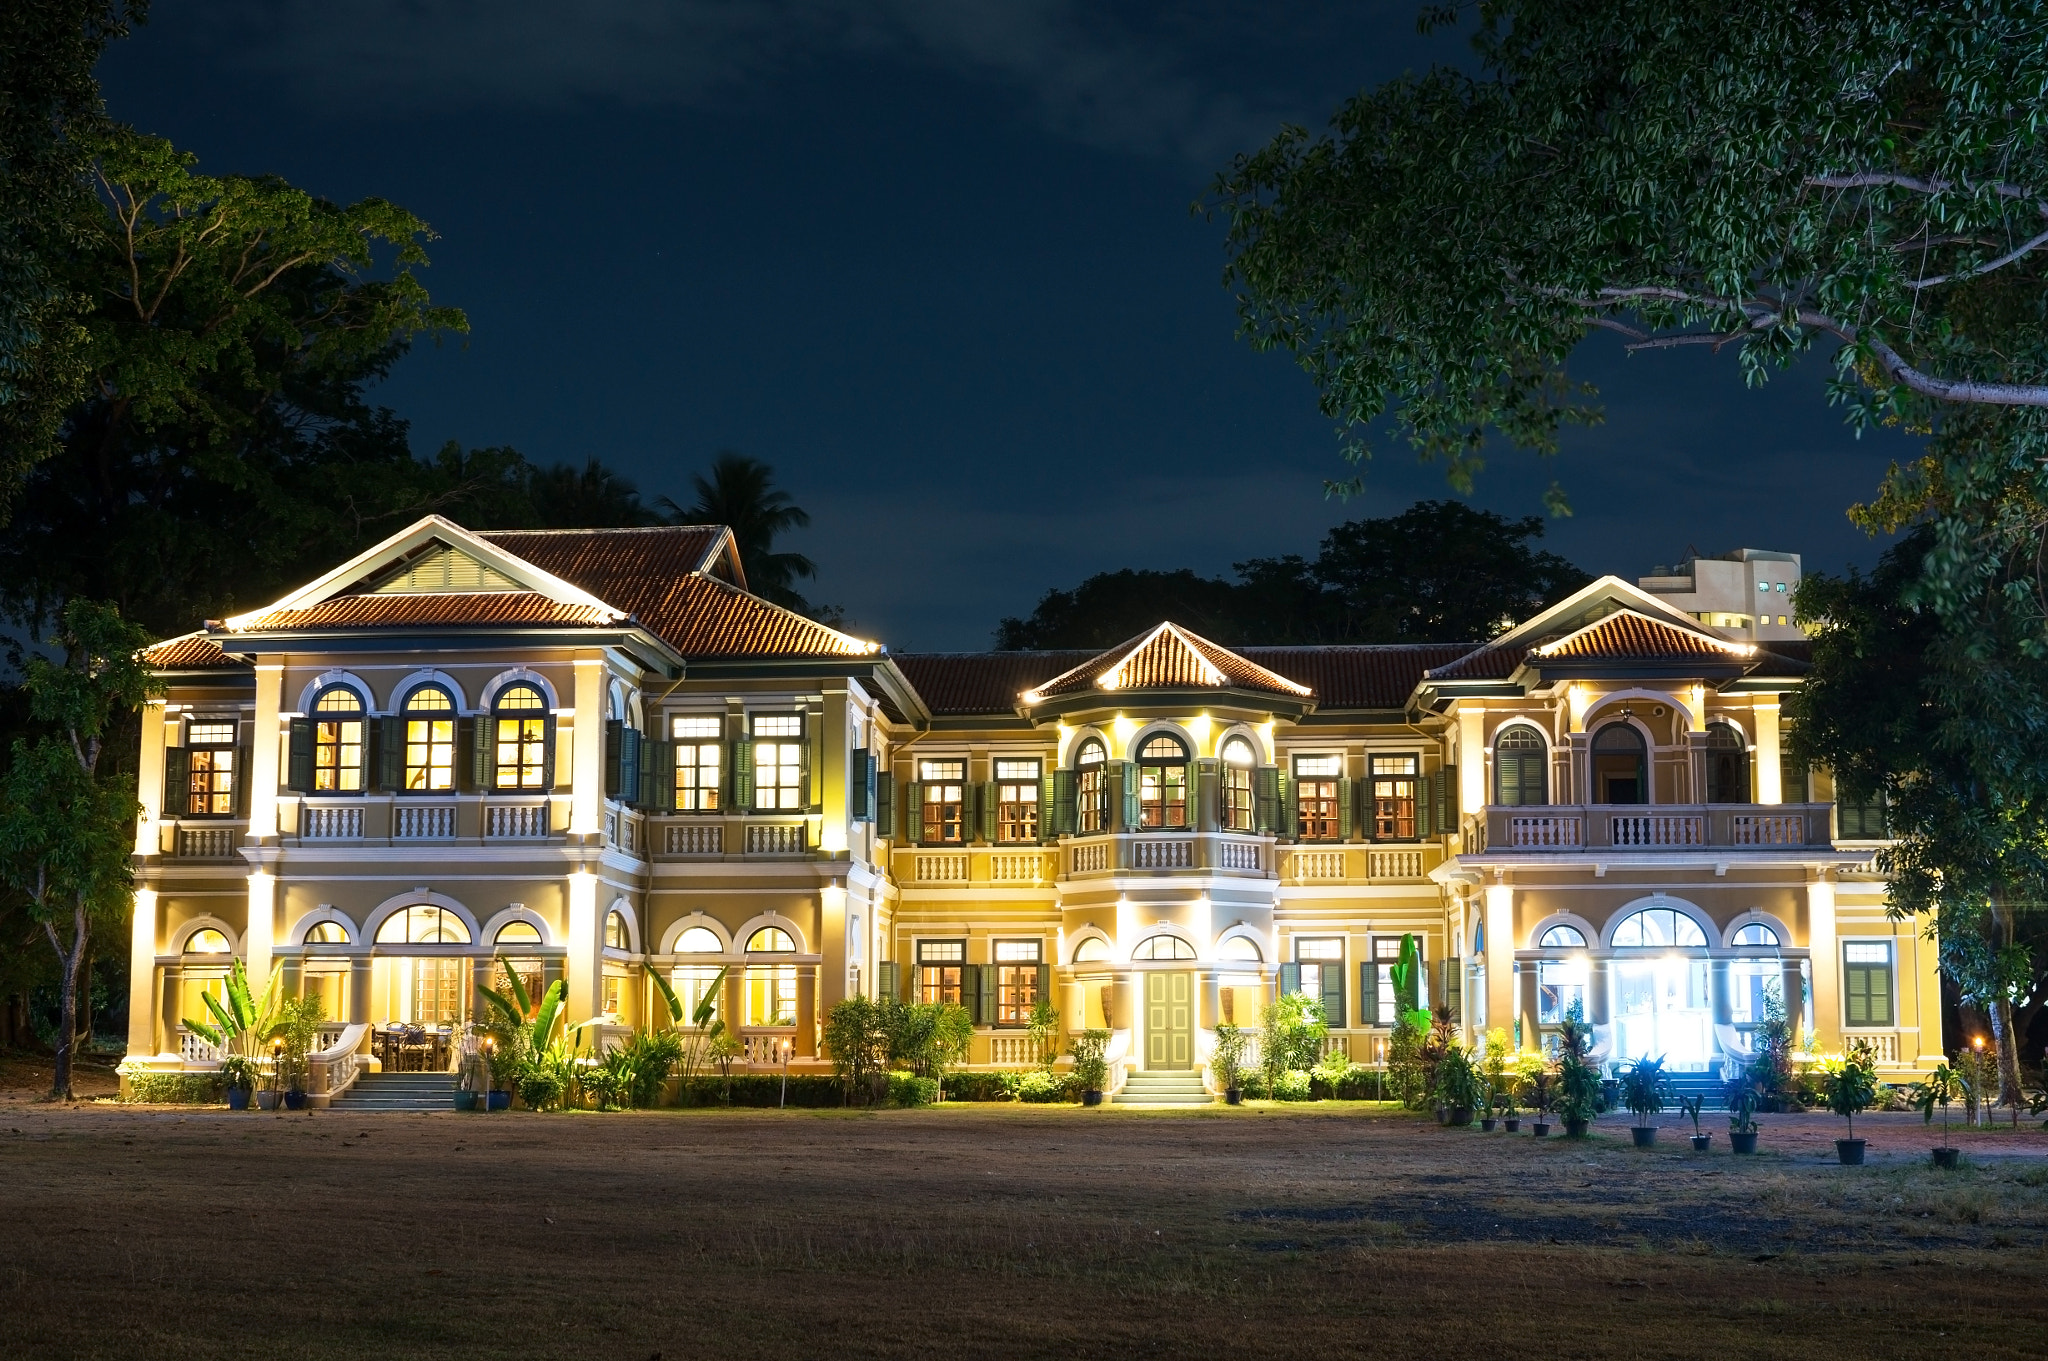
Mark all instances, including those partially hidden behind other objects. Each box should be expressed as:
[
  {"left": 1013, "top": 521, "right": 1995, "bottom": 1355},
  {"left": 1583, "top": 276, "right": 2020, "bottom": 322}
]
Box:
[
  {"left": 1423, "top": 642, "right": 1530, "bottom": 682},
  {"left": 141, "top": 632, "right": 240, "bottom": 669},
  {"left": 476, "top": 526, "right": 732, "bottom": 593},
  {"left": 622, "top": 573, "right": 879, "bottom": 659},
  {"left": 1241, "top": 644, "right": 1477, "bottom": 708},
  {"left": 1025, "top": 624, "right": 1311, "bottom": 702},
  {"left": 893, "top": 651, "right": 1099, "bottom": 715},
  {"left": 238, "top": 592, "right": 618, "bottom": 631},
  {"left": 1534, "top": 610, "right": 1750, "bottom": 662},
  {"left": 1748, "top": 639, "right": 1811, "bottom": 676}
]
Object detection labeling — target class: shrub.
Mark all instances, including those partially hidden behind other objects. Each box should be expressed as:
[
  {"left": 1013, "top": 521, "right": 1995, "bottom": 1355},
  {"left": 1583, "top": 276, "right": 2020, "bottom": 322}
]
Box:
[
  {"left": 1271, "top": 1068, "right": 1313, "bottom": 1101},
  {"left": 673, "top": 1074, "right": 846, "bottom": 1107},
  {"left": 1014, "top": 1069, "right": 1074, "bottom": 1103},
  {"left": 1071, "top": 1029, "right": 1111, "bottom": 1091},
  {"left": 121, "top": 1070, "right": 224, "bottom": 1104},
  {"left": 518, "top": 1068, "right": 567, "bottom": 1112},
  {"left": 1386, "top": 1008, "right": 1432, "bottom": 1108},
  {"left": 1211, "top": 1023, "right": 1251, "bottom": 1091},
  {"left": 889, "top": 1073, "right": 939, "bottom": 1107},
  {"left": 1260, "top": 992, "right": 1327, "bottom": 1085},
  {"left": 823, "top": 994, "right": 889, "bottom": 1098}
]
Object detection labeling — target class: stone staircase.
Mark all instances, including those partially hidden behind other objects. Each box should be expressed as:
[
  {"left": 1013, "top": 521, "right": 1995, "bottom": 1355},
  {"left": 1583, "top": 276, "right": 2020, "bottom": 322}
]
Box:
[
  {"left": 329, "top": 1072, "right": 458, "bottom": 1112},
  {"left": 1112, "top": 1070, "right": 1213, "bottom": 1106}
]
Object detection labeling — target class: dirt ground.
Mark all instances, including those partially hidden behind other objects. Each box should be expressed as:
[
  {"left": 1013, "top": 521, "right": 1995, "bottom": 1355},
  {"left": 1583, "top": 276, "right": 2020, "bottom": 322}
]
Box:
[{"left": 4, "top": 1093, "right": 2047, "bottom": 1361}]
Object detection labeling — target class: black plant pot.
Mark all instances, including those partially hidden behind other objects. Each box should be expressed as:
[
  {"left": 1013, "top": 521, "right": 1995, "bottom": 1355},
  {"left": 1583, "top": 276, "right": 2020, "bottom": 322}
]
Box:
[
  {"left": 1532, "top": 1121, "right": 1550, "bottom": 1137},
  {"left": 1730, "top": 1131, "right": 1759, "bottom": 1154},
  {"left": 487, "top": 1090, "right": 511, "bottom": 1111},
  {"left": 283, "top": 1089, "right": 306, "bottom": 1111},
  {"left": 1480, "top": 1117, "right": 1497, "bottom": 1132},
  {"left": 1435, "top": 1106, "right": 1449, "bottom": 1125},
  {"left": 1504, "top": 1118, "right": 1521, "bottom": 1133},
  {"left": 226, "top": 1086, "right": 251, "bottom": 1111},
  {"left": 1599, "top": 1079, "right": 1620, "bottom": 1112},
  {"left": 1690, "top": 1133, "right": 1711, "bottom": 1152},
  {"left": 1225, "top": 1088, "right": 1243, "bottom": 1106},
  {"left": 1932, "top": 1146, "right": 1960, "bottom": 1169},
  {"left": 1448, "top": 1106, "right": 1473, "bottom": 1127},
  {"left": 1630, "top": 1125, "right": 1657, "bottom": 1148},
  {"left": 1082, "top": 1089, "right": 1103, "bottom": 1107},
  {"left": 1836, "top": 1137, "right": 1867, "bottom": 1165},
  {"left": 1563, "top": 1117, "right": 1590, "bottom": 1139}
]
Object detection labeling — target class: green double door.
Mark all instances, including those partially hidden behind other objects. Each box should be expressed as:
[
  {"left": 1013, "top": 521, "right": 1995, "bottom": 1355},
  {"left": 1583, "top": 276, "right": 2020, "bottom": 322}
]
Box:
[{"left": 1145, "top": 971, "right": 1194, "bottom": 1070}]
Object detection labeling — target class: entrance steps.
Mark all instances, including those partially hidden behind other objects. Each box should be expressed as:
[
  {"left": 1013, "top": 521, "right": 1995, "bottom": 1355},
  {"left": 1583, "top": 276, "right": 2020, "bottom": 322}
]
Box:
[
  {"left": 1113, "top": 1071, "right": 1213, "bottom": 1106},
  {"left": 330, "top": 1073, "right": 458, "bottom": 1112}
]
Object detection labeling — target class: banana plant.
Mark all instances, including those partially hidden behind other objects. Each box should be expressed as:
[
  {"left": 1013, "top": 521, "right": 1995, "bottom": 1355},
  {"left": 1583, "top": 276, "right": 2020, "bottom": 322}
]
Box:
[
  {"left": 181, "top": 959, "right": 283, "bottom": 1059},
  {"left": 476, "top": 956, "right": 566, "bottom": 1052},
  {"left": 650, "top": 964, "right": 729, "bottom": 1087},
  {"left": 1390, "top": 933, "right": 1422, "bottom": 1013}
]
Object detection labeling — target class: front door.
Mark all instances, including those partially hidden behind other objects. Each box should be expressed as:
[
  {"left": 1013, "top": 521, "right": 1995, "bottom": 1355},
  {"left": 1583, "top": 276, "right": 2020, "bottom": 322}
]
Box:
[{"left": 1145, "top": 971, "right": 1193, "bottom": 1070}]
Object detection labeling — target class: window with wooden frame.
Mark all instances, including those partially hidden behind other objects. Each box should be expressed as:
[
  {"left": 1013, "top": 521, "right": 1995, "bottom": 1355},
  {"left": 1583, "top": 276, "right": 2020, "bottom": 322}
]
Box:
[
  {"left": 920, "top": 759, "right": 966, "bottom": 843},
  {"left": 1371, "top": 754, "right": 1419, "bottom": 840},
  {"left": 995, "top": 759, "right": 1040, "bottom": 842},
  {"left": 401, "top": 686, "right": 456, "bottom": 791},
  {"left": 1137, "top": 735, "right": 1189, "bottom": 828},
  {"left": 1843, "top": 942, "right": 1895, "bottom": 1027},
  {"left": 1293, "top": 754, "right": 1342, "bottom": 840},
  {"left": 916, "top": 939, "right": 965, "bottom": 1006},
  {"left": 1294, "top": 936, "right": 1345, "bottom": 1026},
  {"left": 1221, "top": 737, "right": 1256, "bottom": 831},
  {"left": 671, "top": 715, "right": 722, "bottom": 811},
  {"left": 1075, "top": 739, "right": 1108, "bottom": 833},
  {"left": 752, "top": 714, "right": 804, "bottom": 810},
  {"left": 184, "top": 719, "right": 239, "bottom": 816},
  {"left": 310, "top": 688, "right": 365, "bottom": 792},
  {"left": 993, "top": 940, "right": 1042, "bottom": 1025},
  {"left": 492, "top": 683, "right": 549, "bottom": 789},
  {"left": 1493, "top": 725, "right": 1547, "bottom": 806}
]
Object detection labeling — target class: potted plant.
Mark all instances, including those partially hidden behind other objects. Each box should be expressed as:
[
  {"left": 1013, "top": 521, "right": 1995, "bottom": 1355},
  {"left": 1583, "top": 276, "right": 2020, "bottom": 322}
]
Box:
[
  {"left": 1436, "top": 1046, "right": 1481, "bottom": 1126},
  {"left": 1553, "top": 1005, "right": 1601, "bottom": 1138},
  {"left": 1621, "top": 1054, "right": 1668, "bottom": 1148},
  {"left": 276, "top": 994, "right": 324, "bottom": 1112},
  {"left": 1823, "top": 1041, "right": 1880, "bottom": 1165},
  {"left": 256, "top": 1039, "right": 283, "bottom": 1110},
  {"left": 1212, "top": 1024, "right": 1249, "bottom": 1105},
  {"left": 1728, "top": 1082, "right": 1761, "bottom": 1154},
  {"left": 1072, "top": 1029, "right": 1110, "bottom": 1106},
  {"left": 455, "top": 1036, "right": 491, "bottom": 1111},
  {"left": 1601, "top": 1062, "right": 1622, "bottom": 1115},
  {"left": 219, "top": 1054, "right": 258, "bottom": 1111},
  {"left": 1529, "top": 1071, "right": 1553, "bottom": 1137},
  {"left": 1914, "top": 1062, "right": 1965, "bottom": 1169},
  {"left": 1479, "top": 1028, "right": 1512, "bottom": 1131},
  {"left": 1677, "top": 1094, "right": 1710, "bottom": 1150}
]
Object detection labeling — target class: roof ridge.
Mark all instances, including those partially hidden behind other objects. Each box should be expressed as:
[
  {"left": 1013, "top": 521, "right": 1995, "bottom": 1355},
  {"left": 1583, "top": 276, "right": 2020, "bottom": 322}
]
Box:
[{"left": 476, "top": 524, "right": 723, "bottom": 537}]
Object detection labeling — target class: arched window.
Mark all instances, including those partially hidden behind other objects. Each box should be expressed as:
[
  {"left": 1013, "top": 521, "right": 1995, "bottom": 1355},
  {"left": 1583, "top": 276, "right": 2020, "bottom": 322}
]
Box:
[
  {"left": 1075, "top": 738, "right": 1108, "bottom": 833},
  {"left": 494, "top": 920, "right": 542, "bottom": 945},
  {"left": 1216, "top": 934, "right": 1262, "bottom": 961},
  {"left": 1539, "top": 924, "right": 1586, "bottom": 948},
  {"left": 1728, "top": 922, "right": 1785, "bottom": 1029},
  {"left": 1132, "top": 934, "right": 1196, "bottom": 960},
  {"left": 1704, "top": 721, "right": 1749, "bottom": 803},
  {"left": 305, "top": 921, "right": 350, "bottom": 945},
  {"left": 1732, "top": 922, "right": 1780, "bottom": 948},
  {"left": 746, "top": 927, "right": 795, "bottom": 953},
  {"left": 1071, "top": 935, "right": 1109, "bottom": 963},
  {"left": 605, "top": 911, "right": 629, "bottom": 950},
  {"left": 1220, "top": 737, "right": 1256, "bottom": 831},
  {"left": 402, "top": 686, "right": 457, "bottom": 792},
  {"left": 1610, "top": 908, "right": 1706, "bottom": 949},
  {"left": 1590, "top": 722, "right": 1648, "bottom": 805},
  {"left": 310, "top": 686, "right": 365, "bottom": 793},
  {"left": 1137, "top": 734, "right": 1189, "bottom": 829},
  {"left": 492, "top": 683, "right": 550, "bottom": 790},
  {"left": 1495, "top": 725, "right": 1548, "bottom": 806},
  {"left": 184, "top": 927, "right": 231, "bottom": 954},
  {"left": 675, "top": 926, "right": 723, "bottom": 953},
  {"left": 375, "top": 905, "right": 471, "bottom": 945}
]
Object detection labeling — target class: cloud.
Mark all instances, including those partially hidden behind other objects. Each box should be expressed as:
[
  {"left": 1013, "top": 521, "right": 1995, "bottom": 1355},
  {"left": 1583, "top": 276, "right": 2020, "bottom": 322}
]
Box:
[{"left": 199, "top": 0, "right": 1368, "bottom": 167}]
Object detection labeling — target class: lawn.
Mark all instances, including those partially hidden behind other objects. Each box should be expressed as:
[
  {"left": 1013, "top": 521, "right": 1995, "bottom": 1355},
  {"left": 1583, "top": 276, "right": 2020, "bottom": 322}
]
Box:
[{"left": 5, "top": 1089, "right": 2047, "bottom": 1360}]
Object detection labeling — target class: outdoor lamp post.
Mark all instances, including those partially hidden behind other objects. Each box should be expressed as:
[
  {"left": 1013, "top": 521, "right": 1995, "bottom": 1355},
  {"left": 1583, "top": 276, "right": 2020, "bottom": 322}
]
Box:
[{"left": 780, "top": 1037, "right": 791, "bottom": 1108}]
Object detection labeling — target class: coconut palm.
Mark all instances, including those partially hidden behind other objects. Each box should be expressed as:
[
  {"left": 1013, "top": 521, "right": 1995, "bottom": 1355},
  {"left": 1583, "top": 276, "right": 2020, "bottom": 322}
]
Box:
[{"left": 659, "top": 452, "right": 816, "bottom": 609}]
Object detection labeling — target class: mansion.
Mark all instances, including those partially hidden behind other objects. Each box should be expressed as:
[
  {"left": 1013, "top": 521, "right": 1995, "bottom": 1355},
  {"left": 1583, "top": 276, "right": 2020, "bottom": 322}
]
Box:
[{"left": 125, "top": 517, "right": 1937, "bottom": 1101}]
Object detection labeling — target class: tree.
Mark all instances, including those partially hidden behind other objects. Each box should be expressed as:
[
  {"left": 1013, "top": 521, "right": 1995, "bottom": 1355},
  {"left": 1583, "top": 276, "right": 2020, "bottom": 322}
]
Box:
[
  {"left": 0, "top": 2, "right": 145, "bottom": 504},
  {"left": 661, "top": 452, "right": 818, "bottom": 611},
  {"left": 1211, "top": 1, "right": 2048, "bottom": 620},
  {"left": 0, "top": 599, "right": 154, "bottom": 1099},
  {"left": 995, "top": 499, "right": 1587, "bottom": 647},
  {"left": 1789, "top": 528, "right": 2048, "bottom": 1109}
]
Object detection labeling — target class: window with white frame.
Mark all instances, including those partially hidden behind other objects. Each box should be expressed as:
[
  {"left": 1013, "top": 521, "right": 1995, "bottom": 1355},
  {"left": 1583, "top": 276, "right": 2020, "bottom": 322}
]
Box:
[
  {"left": 921, "top": 759, "right": 966, "bottom": 843},
  {"left": 310, "top": 688, "right": 365, "bottom": 792},
  {"left": 752, "top": 715, "right": 803, "bottom": 810},
  {"left": 184, "top": 719, "right": 238, "bottom": 815},
  {"left": 492, "top": 683, "right": 549, "bottom": 789},
  {"left": 401, "top": 686, "right": 456, "bottom": 791},
  {"left": 1221, "top": 736, "right": 1256, "bottom": 831},
  {"left": 1371, "top": 754, "right": 1419, "bottom": 839},
  {"left": 993, "top": 940, "right": 1042, "bottom": 1024},
  {"left": 672, "top": 716, "right": 722, "bottom": 811},
  {"left": 995, "top": 759, "right": 1040, "bottom": 842},
  {"left": 1294, "top": 754, "right": 1342, "bottom": 840},
  {"left": 1075, "top": 738, "right": 1107, "bottom": 833},
  {"left": 1844, "top": 942, "right": 1895, "bottom": 1027},
  {"left": 917, "top": 938, "right": 965, "bottom": 1005}
]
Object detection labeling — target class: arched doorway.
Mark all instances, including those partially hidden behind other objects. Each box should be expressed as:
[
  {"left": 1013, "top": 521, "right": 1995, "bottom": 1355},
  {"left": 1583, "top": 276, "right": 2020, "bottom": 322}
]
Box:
[
  {"left": 1609, "top": 906, "right": 1711, "bottom": 1070},
  {"left": 1590, "top": 723, "right": 1648, "bottom": 805},
  {"left": 1133, "top": 934, "right": 1194, "bottom": 1070}
]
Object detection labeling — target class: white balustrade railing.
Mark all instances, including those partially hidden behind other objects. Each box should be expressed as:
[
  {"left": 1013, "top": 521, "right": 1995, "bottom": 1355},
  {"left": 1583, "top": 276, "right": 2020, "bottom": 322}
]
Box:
[
  {"left": 306, "top": 1023, "right": 368, "bottom": 1101},
  {"left": 745, "top": 822, "right": 806, "bottom": 855},
  {"left": 666, "top": 821, "right": 724, "bottom": 855},
  {"left": 300, "top": 805, "right": 363, "bottom": 840},
  {"left": 485, "top": 800, "right": 549, "bottom": 839},
  {"left": 989, "top": 852, "right": 1047, "bottom": 883},
  {"left": 1731, "top": 813, "right": 1805, "bottom": 846},
  {"left": 1610, "top": 813, "right": 1705, "bottom": 847},
  {"left": 1508, "top": 814, "right": 1581, "bottom": 848},
  {"left": 178, "top": 1028, "right": 222, "bottom": 1065},
  {"left": 1216, "top": 839, "right": 1262, "bottom": 871},
  {"left": 741, "top": 1030, "right": 799, "bottom": 1065},
  {"left": 177, "top": 826, "right": 238, "bottom": 859},
  {"left": 1368, "top": 848, "right": 1425, "bottom": 880},
  {"left": 1071, "top": 841, "right": 1110, "bottom": 873},
  {"left": 987, "top": 1034, "right": 1041, "bottom": 1066},
  {"left": 1292, "top": 849, "right": 1346, "bottom": 880},
  {"left": 393, "top": 803, "right": 457, "bottom": 840},
  {"left": 1132, "top": 839, "right": 1192, "bottom": 870},
  {"left": 915, "top": 853, "right": 968, "bottom": 882},
  {"left": 1843, "top": 1030, "right": 1902, "bottom": 1064},
  {"left": 1104, "top": 1029, "right": 1132, "bottom": 1096}
]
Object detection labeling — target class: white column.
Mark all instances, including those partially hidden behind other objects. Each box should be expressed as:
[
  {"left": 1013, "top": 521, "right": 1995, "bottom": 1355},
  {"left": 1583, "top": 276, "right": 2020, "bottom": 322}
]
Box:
[
  {"left": 246, "top": 666, "right": 284, "bottom": 839},
  {"left": 1807, "top": 874, "right": 1838, "bottom": 1048},
  {"left": 818, "top": 686, "right": 849, "bottom": 855},
  {"left": 1484, "top": 881, "right": 1514, "bottom": 1045},
  {"left": 1754, "top": 700, "right": 1782, "bottom": 804},
  {"left": 135, "top": 701, "right": 168, "bottom": 856},
  {"left": 128, "top": 888, "right": 159, "bottom": 1056},
  {"left": 563, "top": 868, "right": 601, "bottom": 1027},
  {"left": 569, "top": 655, "right": 606, "bottom": 836},
  {"left": 1457, "top": 706, "right": 1486, "bottom": 823},
  {"left": 245, "top": 870, "right": 275, "bottom": 994},
  {"left": 819, "top": 881, "right": 847, "bottom": 1017}
]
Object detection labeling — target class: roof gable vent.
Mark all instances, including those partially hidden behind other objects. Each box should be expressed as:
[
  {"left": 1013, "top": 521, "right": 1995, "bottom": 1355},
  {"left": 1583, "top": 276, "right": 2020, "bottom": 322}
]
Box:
[{"left": 368, "top": 544, "right": 524, "bottom": 594}]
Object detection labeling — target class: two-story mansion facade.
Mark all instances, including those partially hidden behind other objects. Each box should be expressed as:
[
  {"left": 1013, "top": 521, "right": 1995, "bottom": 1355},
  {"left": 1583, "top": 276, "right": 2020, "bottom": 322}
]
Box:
[{"left": 126, "top": 515, "right": 1938, "bottom": 1100}]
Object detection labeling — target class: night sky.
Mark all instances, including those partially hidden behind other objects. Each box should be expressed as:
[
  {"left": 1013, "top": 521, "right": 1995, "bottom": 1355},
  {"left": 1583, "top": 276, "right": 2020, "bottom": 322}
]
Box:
[{"left": 98, "top": 3, "right": 1920, "bottom": 650}]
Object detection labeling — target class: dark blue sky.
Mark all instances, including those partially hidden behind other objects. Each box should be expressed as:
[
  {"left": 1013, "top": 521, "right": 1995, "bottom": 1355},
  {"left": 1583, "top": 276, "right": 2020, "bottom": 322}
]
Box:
[{"left": 99, "top": 2, "right": 1917, "bottom": 649}]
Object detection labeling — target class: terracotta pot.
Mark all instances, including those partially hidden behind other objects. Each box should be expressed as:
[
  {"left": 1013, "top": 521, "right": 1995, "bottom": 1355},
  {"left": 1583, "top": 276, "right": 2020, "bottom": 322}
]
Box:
[
  {"left": 1730, "top": 1131, "right": 1759, "bottom": 1154},
  {"left": 1932, "top": 1147, "right": 1960, "bottom": 1169},
  {"left": 1630, "top": 1125, "right": 1657, "bottom": 1148},
  {"left": 1836, "top": 1138, "right": 1867, "bottom": 1165}
]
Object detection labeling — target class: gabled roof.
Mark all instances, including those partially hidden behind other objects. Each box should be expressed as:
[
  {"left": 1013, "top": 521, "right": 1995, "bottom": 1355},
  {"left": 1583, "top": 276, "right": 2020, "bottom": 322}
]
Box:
[
  {"left": 237, "top": 593, "right": 618, "bottom": 632},
  {"left": 140, "top": 631, "right": 241, "bottom": 670},
  {"left": 1020, "top": 623, "right": 1313, "bottom": 712},
  {"left": 477, "top": 525, "right": 743, "bottom": 594},
  {"left": 1421, "top": 576, "right": 1749, "bottom": 689},
  {"left": 1533, "top": 610, "right": 1753, "bottom": 665}
]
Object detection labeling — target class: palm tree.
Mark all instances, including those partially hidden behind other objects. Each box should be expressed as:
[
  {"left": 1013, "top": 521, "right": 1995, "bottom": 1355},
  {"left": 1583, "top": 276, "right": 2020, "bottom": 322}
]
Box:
[{"left": 660, "top": 452, "right": 816, "bottom": 609}]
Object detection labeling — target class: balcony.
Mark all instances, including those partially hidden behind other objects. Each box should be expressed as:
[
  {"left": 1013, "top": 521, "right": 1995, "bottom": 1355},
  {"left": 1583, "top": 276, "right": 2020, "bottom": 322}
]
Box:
[
  {"left": 1465, "top": 803, "right": 1834, "bottom": 854},
  {"left": 1058, "top": 832, "right": 1273, "bottom": 879}
]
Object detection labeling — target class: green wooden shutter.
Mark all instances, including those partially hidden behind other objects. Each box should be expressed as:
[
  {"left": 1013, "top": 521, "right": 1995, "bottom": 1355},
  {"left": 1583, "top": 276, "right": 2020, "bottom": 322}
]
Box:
[
  {"left": 1441, "top": 959, "right": 1461, "bottom": 1024},
  {"left": 1868, "top": 963, "right": 1892, "bottom": 1026},
  {"left": 902, "top": 780, "right": 924, "bottom": 843},
  {"left": 163, "top": 746, "right": 190, "bottom": 816},
  {"left": 233, "top": 735, "right": 252, "bottom": 816},
  {"left": 1415, "top": 772, "right": 1434, "bottom": 838},
  {"left": 1119, "top": 761, "right": 1140, "bottom": 830},
  {"left": 465, "top": 715, "right": 488, "bottom": 790},
  {"left": 1254, "top": 766, "right": 1280, "bottom": 832},
  {"left": 1279, "top": 962, "right": 1301, "bottom": 996},
  {"left": 876, "top": 770, "right": 894, "bottom": 835},
  {"left": 978, "top": 781, "right": 997, "bottom": 843},
  {"left": 1279, "top": 770, "right": 1295, "bottom": 839},
  {"left": 1440, "top": 765, "right": 1458, "bottom": 829},
  {"left": 286, "top": 719, "right": 314, "bottom": 793},
  {"left": 623, "top": 727, "right": 644, "bottom": 804},
  {"left": 1035, "top": 962, "right": 1051, "bottom": 1017},
  {"left": 1050, "top": 770, "right": 1076, "bottom": 837},
  {"left": 639, "top": 739, "right": 671, "bottom": 811},
  {"left": 877, "top": 961, "right": 898, "bottom": 1002},
  {"left": 1038, "top": 773, "right": 1055, "bottom": 842},
  {"left": 1321, "top": 964, "right": 1345, "bottom": 1029},
  {"left": 378, "top": 716, "right": 404, "bottom": 790},
  {"left": 849, "top": 748, "right": 872, "bottom": 821},
  {"left": 1845, "top": 962, "right": 1891, "bottom": 1026},
  {"left": 1360, "top": 962, "right": 1378, "bottom": 1028},
  {"left": 604, "top": 720, "right": 624, "bottom": 798},
  {"left": 970, "top": 963, "right": 992, "bottom": 1023},
  {"left": 730, "top": 736, "right": 754, "bottom": 810},
  {"left": 541, "top": 716, "right": 558, "bottom": 792},
  {"left": 1336, "top": 775, "right": 1353, "bottom": 841},
  {"left": 804, "top": 711, "right": 822, "bottom": 812}
]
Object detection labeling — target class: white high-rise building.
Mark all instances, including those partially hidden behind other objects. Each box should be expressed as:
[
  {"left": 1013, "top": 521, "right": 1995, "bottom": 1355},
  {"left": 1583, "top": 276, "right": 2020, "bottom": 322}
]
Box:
[{"left": 1638, "top": 547, "right": 1804, "bottom": 642}]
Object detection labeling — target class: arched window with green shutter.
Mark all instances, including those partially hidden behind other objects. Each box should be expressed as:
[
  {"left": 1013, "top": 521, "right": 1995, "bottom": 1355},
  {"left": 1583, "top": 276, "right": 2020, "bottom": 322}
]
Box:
[{"left": 1494, "top": 725, "right": 1548, "bottom": 807}]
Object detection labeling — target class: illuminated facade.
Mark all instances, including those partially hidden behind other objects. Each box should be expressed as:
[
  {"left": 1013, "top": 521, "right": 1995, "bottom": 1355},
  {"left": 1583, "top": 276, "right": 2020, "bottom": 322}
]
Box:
[{"left": 126, "top": 516, "right": 1938, "bottom": 1100}]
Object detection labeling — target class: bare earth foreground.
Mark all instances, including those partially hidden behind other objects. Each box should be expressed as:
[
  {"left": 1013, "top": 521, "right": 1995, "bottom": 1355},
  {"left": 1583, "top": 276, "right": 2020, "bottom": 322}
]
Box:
[{"left": 5, "top": 1093, "right": 2048, "bottom": 1361}]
